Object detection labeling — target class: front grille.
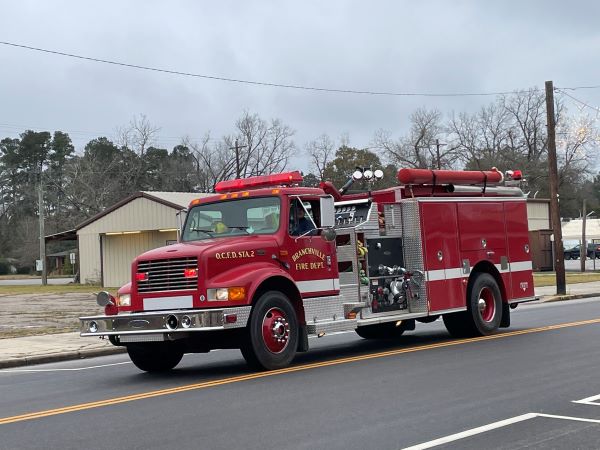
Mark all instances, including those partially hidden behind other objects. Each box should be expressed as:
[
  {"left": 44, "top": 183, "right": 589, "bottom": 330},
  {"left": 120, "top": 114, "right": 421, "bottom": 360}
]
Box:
[{"left": 137, "top": 257, "right": 198, "bottom": 293}]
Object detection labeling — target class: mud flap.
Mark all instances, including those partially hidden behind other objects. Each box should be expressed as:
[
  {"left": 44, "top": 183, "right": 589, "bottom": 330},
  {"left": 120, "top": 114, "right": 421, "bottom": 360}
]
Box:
[
  {"left": 297, "top": 324, "right": 309, "bottom": 352},
  {"left": 500, "top": 302, "right": 510, "bottom": 328}
]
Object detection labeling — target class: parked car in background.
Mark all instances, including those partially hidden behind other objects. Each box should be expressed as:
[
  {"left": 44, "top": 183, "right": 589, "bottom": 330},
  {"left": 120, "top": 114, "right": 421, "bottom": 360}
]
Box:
[
  {"left": 587, "top": 243, "right": 600, "bottom": 259},
  {"left": 564, "top": 244, "right": 581, "bottom": 260}
]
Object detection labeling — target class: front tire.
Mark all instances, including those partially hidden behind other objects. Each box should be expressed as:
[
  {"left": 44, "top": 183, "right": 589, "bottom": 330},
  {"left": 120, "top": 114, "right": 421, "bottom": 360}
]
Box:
[
  {"left": 241, "top": 291, "right": 299, "bottom": 370},
  {"left": 126, "top": 342, "right": 184, "bottom": 373}
]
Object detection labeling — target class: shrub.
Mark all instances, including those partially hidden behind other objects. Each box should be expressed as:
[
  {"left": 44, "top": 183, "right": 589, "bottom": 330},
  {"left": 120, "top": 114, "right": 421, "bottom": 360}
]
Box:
[
  {"left": 0, "top": 260, "right": 10, "bottom": 275},
  {"left": 16, "top": 266, "right": 32, "bottom": 275}
]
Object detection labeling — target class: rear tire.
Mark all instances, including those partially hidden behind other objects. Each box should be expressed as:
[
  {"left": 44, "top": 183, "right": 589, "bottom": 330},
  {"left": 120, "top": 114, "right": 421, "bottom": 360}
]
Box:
[
  {"left": 127, "top": 342, "right": 184, "bottom": 373},
  {"left": 443, "top": 273, "right": 502, "bottom": 337},
  {"left": 241, "top": 291, "right": 298, "bottom": 370}
]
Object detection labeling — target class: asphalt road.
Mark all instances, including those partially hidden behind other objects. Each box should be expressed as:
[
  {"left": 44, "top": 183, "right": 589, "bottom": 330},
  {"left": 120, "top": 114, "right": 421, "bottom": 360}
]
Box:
[
  {"left": 0, "top": 277, "right": 73, "bottom": 286},
  {"left": 2, "top": 299, "right": 600, "bottom": 449}
]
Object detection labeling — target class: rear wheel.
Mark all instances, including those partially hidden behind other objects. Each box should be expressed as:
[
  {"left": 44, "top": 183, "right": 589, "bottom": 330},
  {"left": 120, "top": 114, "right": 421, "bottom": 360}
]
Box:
[
  {"left": 443, "top": 273, "right": 502, "bottom": 337},
  {"left": 126, "top": 342, "right": 184, "bottom": 373},
  {"left": 241, "top": 291, "right": 298, "bottom": 370}
]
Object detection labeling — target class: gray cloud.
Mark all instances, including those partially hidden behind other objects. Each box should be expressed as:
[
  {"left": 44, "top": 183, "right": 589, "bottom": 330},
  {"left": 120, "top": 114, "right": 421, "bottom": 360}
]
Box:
[{"left": 1, "top": 0, "right": 599, "bottom": 171}]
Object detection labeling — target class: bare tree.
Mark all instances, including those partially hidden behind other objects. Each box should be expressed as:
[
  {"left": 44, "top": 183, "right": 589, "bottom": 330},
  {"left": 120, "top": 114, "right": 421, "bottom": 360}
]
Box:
[
  {"left": 374, "top": 108, "right": 457, "bottom": 169},
  {"left": 116, "top": 114, "right": 160, "bottom": 156},
  {"left": 556, "top": 113, "right": 599, "bottom": 183},
  {"left": 306, "top": 134, "right": 335, "bottom": 179},
  {"left": 229, "top": 111, "right": 295, "bottom": 178}
]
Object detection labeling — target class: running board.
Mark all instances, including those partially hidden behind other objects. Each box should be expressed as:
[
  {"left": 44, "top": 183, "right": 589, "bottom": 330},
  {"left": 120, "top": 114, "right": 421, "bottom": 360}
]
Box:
[
  {"left": 357, "top": 312, "right": 428, "bottom": 327},
  {"left": 306, "top": 319, "right": 358, "bottom": 335}
]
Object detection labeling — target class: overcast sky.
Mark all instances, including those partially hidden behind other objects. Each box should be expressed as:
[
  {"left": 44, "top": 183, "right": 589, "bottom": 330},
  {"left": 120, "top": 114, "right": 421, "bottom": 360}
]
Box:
[{"left": 1, "top": 0, "right": 599, "bottom": 171}]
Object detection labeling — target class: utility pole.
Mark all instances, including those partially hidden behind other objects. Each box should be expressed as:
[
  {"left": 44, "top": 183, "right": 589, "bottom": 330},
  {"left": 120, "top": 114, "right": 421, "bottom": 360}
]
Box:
[
  {"left": 38, "top": 171, "right": 47, "bottom": 286},
  {"left": 581, "top": 198, "right": 587, "bottom": 272},
  {"left": 545, "top": 80, "right": 566, "bottom": 295},
  {"left": 229, "top": 139, "right": 248, "bottom": 178},
  {"left": 416, "top": 139, "right": 446, "bottom": 169},
  {"left": 435, "top": 139, "right": 446, "bottom": 170}
]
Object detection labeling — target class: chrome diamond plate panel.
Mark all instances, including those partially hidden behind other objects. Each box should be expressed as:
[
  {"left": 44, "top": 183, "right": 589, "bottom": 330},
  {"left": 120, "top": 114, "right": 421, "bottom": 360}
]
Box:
[
  {"left": 384, "top": 204, "right": 403, "bottom": 237},
  {"left": 303, "top": 295, "right": 347, "bottom": 323},
  {"left": 401, "top": 200, "right": 427, "bottom": 312}
]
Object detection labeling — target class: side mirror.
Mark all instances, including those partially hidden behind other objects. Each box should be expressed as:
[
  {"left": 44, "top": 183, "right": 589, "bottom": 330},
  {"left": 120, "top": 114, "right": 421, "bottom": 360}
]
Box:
[
  {"left": 320, "top": 195, "right": 335, "bottom": 228},
  {"left": 96, "top": 291, "right": 115, "bottom": 307},
  {"left": 322, "top": 227, "right": 337, "bottom": 242}
]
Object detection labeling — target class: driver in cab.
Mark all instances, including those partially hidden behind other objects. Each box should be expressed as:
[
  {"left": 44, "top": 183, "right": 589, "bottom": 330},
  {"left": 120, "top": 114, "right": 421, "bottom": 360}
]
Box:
[{"left": 290, "top": 200, "right": 316, "bottom": 236}]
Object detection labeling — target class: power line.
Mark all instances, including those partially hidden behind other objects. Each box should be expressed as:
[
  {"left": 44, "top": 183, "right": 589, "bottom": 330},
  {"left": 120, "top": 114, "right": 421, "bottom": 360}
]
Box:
[
  {"left": 0, "top": 40, "right": 545, "bottom": 98},
  {"left": 556, "top": 89, "right": 600, "bottom": 114}
]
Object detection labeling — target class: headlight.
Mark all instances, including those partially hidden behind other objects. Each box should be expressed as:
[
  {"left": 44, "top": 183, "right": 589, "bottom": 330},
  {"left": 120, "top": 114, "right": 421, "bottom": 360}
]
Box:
[
  {"left": 117, "top": 294, "right": 131, "bottom": 306},
  {"left": 208, "top": 287, "right": 246, "bottom": 301},
  {"left": 216, "top": 288, "right": 229, "bottom": 301}
]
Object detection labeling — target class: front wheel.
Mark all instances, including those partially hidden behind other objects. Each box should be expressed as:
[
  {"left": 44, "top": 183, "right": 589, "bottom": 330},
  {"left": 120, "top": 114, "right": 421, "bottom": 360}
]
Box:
[
  {"left": 126, "top": 342, "right": 184, "bottom": 373},
  {"left": 241, "top": 291, "right": 299, "bottom": 370}
]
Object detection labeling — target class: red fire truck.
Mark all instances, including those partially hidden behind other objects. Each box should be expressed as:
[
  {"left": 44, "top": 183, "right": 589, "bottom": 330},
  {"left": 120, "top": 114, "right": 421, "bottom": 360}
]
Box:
[{"left": 80, "top": 168, "right": 535, "bottom": 372}]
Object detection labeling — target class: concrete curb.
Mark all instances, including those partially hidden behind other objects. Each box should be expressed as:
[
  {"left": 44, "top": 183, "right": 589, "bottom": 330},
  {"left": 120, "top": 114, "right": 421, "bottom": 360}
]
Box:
[
  {"left": 540, "top": 292, "right": 600, "bottom": 303},
  {"left": 0, "top": 346, "right": 126, "bottom": 370}
]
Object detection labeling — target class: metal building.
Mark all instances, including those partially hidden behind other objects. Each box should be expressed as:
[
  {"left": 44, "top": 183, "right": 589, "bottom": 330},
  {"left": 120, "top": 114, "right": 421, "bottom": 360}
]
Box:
[{"left": 76, "top": 191, "right": 207, "bottom": 287}]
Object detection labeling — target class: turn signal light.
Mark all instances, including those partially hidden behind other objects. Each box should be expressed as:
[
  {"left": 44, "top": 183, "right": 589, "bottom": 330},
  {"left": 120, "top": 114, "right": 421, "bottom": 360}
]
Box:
[{"left": 228, "top": 287, "right": 246, "bottom": 301}]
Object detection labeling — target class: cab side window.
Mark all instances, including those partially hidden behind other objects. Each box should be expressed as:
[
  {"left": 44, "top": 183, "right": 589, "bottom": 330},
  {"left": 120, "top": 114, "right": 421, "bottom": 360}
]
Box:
[{"left": 289, "top": 199, "right": 319, "bottom": 236}]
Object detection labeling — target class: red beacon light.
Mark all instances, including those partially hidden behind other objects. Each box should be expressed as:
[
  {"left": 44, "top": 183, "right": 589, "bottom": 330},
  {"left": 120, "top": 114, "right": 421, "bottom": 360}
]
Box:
[
  {"left": 215, "top": 171, "right": 303, "bottom": 193},
  {"left": 505, "top": 169, "right": 523, "bottom": 181}
]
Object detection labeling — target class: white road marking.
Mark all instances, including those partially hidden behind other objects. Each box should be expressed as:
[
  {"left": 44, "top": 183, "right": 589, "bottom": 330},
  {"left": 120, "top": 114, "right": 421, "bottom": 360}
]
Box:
[
  {"left": 0, "top": 361, "right": 131, "bottom": 373},
  {"left": 402, "top": 414, "right": 537, "bottom": 449},
  {"left": 535, "top": 413, "right": 600, "bottom": 423},
  {"left": 573, "top": 393, "right": 600, "bottom": 406},
  {"left": 403, "top": 412, "right": 600, "bottom": 449}
]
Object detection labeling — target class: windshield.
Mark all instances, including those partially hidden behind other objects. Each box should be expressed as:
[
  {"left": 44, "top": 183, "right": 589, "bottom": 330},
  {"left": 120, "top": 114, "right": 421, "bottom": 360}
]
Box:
[{"left": 182, "top": 196, "right": 281, "bottom": 241}]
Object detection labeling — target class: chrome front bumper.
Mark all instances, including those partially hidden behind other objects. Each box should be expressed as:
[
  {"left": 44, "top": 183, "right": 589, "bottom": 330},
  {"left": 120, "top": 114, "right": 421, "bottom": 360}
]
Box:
[{"left": 80, "top": 306, "right": 252, "bottom": 337}]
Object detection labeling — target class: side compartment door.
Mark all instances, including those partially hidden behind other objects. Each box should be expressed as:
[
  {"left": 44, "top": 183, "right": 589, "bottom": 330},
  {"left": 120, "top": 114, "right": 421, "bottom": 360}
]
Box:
[{"left": 420, "top": 202, "right": 465, "bottom": 312}]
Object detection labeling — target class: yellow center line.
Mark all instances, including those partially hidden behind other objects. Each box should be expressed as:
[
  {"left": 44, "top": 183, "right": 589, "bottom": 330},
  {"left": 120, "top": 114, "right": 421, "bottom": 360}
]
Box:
[{"left": 2, "top": 317, "right": 600, "bottom": 426}]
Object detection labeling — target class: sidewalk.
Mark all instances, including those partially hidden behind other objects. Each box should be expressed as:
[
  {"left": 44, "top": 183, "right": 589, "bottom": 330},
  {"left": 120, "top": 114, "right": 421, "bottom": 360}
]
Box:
[{"left": 1, "top": 283, "right": 600, "bottom": 369}]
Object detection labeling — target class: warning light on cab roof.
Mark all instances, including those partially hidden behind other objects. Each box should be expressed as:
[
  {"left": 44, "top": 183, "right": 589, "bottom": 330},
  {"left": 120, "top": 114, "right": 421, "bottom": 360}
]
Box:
[{"left": 215, "top": 171, "right": 303, "bottom": 193}]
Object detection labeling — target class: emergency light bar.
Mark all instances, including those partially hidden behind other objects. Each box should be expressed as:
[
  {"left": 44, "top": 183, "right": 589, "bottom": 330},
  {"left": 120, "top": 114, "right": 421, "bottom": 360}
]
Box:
[{"left": 215, "top": 171, "right": 303, "bottom": 193}]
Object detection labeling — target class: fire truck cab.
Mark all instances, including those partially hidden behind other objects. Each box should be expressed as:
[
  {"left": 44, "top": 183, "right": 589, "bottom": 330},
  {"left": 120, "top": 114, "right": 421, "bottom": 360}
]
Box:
[{"left": 80, "top": 168, "right": 535, "bottom": 372}]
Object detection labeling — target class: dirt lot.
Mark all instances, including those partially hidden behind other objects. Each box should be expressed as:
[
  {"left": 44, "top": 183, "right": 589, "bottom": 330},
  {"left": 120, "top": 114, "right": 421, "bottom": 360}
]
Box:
[{"left": 0, "top": 293, "right": 104, "bottom": 339}]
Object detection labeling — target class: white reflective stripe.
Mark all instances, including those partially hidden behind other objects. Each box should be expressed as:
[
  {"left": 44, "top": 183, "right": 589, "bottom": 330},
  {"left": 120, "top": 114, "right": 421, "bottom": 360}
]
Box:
[
  {"left": 445, "top": 268, "right": 465, "bottom": 280},
  {"left": 510, "top": 260, "right": 533, "bottom": 272},
  {"left": 494, "top": 263, "right": 509, "bottom": 273},
  {"left": 143, "top": 295, "right": 193, "bottom": 311},
  {"left": 427, "top": 269, "right": 445, "bottom": 281},
  {"left": 427, "top": 268, "right": 464, "bottom": 281},
  {"left": 297, "top": 279, "right": 338, "bottom": 293},
  {"left": 425, "top": 260, "right": 532, "bottom": 282}
]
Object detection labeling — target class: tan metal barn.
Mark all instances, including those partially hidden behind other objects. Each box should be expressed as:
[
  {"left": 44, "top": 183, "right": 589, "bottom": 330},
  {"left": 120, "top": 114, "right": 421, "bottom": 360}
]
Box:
[{"left": 77, "top": 191, "right": 208, "bottom": 287}]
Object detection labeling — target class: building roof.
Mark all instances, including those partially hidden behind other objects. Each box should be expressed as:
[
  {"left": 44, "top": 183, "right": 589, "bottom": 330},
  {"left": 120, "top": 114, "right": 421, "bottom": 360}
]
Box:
[
  {"left": 75, "top": 191, "right": 210, "bottom": 231},
  {"left": 47, "top": 249, "right": 78, "bottom": 257},
  {"left": 562, "top": 218, "right": 600, "bottom": 240},
  {"left": 140, "top": 191, "right": 208, "bottom": 208}
]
